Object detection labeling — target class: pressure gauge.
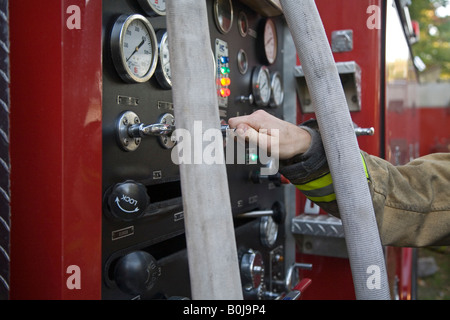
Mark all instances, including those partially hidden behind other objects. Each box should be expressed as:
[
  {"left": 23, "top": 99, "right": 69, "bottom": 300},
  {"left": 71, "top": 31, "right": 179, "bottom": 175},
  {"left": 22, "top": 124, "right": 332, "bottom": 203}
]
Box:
[
  {"left": 137, "top": 0, "right": 166, "bottom": 16},
  {"left": 252, "top": 66, "right": 271, "bottom": 107},
  {"left": 260, "top": 216, "right": 278, "bottom": 248},
  {"left": 259, "top": 18, "right": 278, "bottom": 65},
  {"left": 214, "top": 0, "right": 233, "bottom": 34},
  {"left": 111, "top": 14, "right": 158, "bottom": 83},
  {"left": 269, "top": 71, "right": 284, "bottom": 108},
  {"left": 155, "top": 30, "right": 171, "bottom": 89}
]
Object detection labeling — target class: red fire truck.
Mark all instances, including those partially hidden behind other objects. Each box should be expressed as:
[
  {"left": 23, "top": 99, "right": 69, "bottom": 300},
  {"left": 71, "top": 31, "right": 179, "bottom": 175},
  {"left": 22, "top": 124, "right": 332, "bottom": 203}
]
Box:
[{"left": 2, "top": 0, "right": 445, "bottom": 300}]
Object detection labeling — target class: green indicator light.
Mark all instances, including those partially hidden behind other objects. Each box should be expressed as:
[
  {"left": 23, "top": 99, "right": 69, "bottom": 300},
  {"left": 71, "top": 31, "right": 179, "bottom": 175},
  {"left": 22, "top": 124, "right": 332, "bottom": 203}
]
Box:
[
  {"left": 250, "top": 153, "right": 258, "bottom": 162},
  {"left": 220, "top": 67, "right": 230, "bottom": 75}
]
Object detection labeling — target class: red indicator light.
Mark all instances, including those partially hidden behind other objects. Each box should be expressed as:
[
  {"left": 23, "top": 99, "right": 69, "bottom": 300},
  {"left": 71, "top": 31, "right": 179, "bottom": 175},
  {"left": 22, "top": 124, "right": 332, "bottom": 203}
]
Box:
[{"left": 219, "top": 88, "right": 231, "bottom": 97}]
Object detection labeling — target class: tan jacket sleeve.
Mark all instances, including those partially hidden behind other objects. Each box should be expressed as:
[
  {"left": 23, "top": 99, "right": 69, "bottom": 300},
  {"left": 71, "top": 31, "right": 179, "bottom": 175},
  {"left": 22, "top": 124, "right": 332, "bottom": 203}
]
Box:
[
  {"left": 278, "top": 120, "right": 450, "bottom": 247},
  {"left": 363, "top": 151, "right": 450, "bottom": 247}
]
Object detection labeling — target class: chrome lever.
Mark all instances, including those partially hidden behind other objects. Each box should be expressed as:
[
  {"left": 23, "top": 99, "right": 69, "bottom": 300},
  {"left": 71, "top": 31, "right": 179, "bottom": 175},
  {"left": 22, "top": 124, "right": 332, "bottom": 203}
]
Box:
[
  {"left": 128, "top": 123, "right": 175, "bottom": 137},
  {"left": 116, "top": 111, "right": 176, "bottom": 151}
]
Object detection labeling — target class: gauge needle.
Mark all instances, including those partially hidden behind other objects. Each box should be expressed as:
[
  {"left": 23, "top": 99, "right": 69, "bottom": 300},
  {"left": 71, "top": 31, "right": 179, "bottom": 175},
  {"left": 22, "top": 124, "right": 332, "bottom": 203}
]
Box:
[{"left": 126, "top": 39, "right": 145, "bottom": 62}]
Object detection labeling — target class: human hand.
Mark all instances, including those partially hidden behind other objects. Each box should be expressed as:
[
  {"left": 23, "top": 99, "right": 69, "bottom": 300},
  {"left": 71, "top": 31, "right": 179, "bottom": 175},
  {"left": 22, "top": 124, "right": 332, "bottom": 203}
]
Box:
[{"left": 228, "top": 110, "right": 311, "bottom": 160}]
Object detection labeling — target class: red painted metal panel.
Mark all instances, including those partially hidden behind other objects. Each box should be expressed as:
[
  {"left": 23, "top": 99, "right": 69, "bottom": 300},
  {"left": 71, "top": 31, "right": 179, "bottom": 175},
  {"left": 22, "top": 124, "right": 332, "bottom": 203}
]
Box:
[
  {"left": 10, "top": 0, "right": 102, "bottom": 299},
  {"left": 418, "top": 107, "right": 450, "bottom": 155},
  {"left": 295, "top": 0, "right": 383, "bottom": 300},
  {"left": 298, "top": 0, "right": 383, "bottom": 157},
  {"left": 295, "top": 0, "right": 415, "bottom": 300}
]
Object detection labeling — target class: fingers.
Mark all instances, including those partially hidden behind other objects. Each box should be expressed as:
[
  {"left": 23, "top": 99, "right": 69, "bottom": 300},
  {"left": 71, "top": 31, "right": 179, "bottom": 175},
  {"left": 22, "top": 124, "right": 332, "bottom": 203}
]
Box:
[
  {"left": 233, "top": 126, "right": 260, "bottom": 148},
  {"left": 228, "top": 110, "right": 279, "bottom": 135}
]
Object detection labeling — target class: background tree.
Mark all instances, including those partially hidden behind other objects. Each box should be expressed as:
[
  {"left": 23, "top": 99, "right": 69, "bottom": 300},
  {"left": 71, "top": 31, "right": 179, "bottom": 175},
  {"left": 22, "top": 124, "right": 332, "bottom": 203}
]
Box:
[{"left": 409, "top": 0, "right": 450, "bottom": 81}]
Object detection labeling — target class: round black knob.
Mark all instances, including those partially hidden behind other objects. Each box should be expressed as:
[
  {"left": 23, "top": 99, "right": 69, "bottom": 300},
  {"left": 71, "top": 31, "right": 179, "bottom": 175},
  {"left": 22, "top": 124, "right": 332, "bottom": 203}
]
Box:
[
  {"left": 106, "top": 180, "right": 150, "bottom": 221},
  {"left": 114, "top": 251, "right": 161, "bottom": 296},
  {"left": 271, "top": 201, "right": 285, "bottom": 224}
]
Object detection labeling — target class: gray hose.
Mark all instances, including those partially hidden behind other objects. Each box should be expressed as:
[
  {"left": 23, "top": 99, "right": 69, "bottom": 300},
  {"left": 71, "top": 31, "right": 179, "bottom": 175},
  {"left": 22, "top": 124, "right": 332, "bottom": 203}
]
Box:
[
  {"left": 166, "top": 0, "right": 243, "bottom": 300},
  {"left": 280, "top": 0, "right": 391, "bottom": 300}
]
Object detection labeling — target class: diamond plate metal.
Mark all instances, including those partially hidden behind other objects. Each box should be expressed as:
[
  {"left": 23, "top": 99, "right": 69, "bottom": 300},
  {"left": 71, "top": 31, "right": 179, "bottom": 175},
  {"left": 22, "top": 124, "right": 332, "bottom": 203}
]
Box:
[{"left": 291, "top": 214, "right": 344, "bottom": 238}]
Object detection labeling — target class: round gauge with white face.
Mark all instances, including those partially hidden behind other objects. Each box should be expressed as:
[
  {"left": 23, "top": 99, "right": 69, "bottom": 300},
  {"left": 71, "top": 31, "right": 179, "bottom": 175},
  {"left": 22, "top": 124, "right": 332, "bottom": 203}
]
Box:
[
  {"left": 260, "top": 216, "right": 278, "bottom": 248},
  {"left": 260, "top": 18, "right": 278, "bottom": 65},
  {"left": 111, "top": 14, "right": 158, "bottom": 83},
  {"left": 252, "top": 66, "right": 271, "bottom": 107},
  {"left": 155, "top": 30, "right": 171, "bottom": 89},
  {"left": 137, "top": 0, "right": 166, "bottom": 16},
  {"left": 270, "top": 71, "right": 284, "bottom": 108}
]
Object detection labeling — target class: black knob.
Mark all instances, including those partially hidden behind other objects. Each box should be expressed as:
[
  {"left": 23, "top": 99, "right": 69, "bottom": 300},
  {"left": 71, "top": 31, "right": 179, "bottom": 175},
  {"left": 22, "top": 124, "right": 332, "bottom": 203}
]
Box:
[
  {"left": 114, "top": 251, "right": 161, "bottom": 296},
  {"left": 271, "top": 201, "right": 285, "bottom": 224},
  {"left": 106, "top": 180, "right": 150, "bottom": 221},
  {"left": 250, "top": 170, "right": 282, "bottom": 187}
]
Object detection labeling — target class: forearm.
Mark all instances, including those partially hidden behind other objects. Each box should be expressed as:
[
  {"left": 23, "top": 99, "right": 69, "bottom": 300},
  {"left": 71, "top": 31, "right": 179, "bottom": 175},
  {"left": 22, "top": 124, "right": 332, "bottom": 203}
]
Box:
[{"left": 280, "top": 121, "right": 450, "bottom": 247}]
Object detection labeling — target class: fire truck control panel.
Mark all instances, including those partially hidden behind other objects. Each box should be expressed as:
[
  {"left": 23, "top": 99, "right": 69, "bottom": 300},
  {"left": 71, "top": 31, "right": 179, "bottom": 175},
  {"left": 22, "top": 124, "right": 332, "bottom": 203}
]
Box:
[
  {"left": 101, "top": 0, "right": 293, "bottom": 300},
  {"left": 7, "top": 0, "right": 426, "bottom": 301}
]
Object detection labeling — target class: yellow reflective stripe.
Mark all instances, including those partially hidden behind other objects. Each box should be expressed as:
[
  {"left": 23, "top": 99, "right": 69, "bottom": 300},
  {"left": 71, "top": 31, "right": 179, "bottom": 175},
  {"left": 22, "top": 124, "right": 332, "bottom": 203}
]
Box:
[
  {"left": 361, "top": 153, "right": 370, "bottom": 180},
  {"left": 295, "top": 173, "right": 333, "bottom": 191},
  {"left": 299, "top": 191, "right": 336, "bottom": 203}
]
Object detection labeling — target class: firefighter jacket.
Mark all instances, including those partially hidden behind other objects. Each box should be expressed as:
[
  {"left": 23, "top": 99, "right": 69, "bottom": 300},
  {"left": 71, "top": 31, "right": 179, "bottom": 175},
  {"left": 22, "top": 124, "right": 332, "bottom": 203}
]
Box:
[{"left": 279, "top": 120, "right": 450, "bottom": 247}]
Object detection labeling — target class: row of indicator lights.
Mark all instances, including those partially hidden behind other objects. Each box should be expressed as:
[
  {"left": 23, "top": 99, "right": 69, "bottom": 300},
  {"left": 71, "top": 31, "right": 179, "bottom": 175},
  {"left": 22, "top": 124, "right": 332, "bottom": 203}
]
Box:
[{"left": 218, "top": 56, "right": 231, "bottom": 98}]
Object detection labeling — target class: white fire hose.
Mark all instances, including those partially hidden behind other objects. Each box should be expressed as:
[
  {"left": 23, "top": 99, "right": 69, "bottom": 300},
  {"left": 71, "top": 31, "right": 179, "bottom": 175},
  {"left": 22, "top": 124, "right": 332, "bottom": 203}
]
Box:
[
  {"left": 166, "top": 0, "right": 243, "bottom": 300},
  {"left": 280, "top": 0, "right": 391, "bottom": 299}
]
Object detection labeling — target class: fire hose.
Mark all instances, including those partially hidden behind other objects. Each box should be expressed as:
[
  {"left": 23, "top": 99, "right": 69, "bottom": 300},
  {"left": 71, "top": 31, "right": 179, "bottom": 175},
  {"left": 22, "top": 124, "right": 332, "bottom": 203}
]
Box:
[
  {"left": 166, "top": 0, "right": 243, "bottom": 300},
  {"left": 166, "top": 0, "right": 390, "bottom": 300},
  {"left": 280, "top": 0, "right": 391, "bottom": 299}
]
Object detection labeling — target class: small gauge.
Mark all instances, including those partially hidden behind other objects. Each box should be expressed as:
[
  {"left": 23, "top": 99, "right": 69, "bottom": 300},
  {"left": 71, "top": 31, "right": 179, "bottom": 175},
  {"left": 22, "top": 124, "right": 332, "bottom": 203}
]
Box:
[
  {"left": 155, "top": 30, "right": 171, "bottom": 89},
  {"left": 237, "top": 11, "right": 248, "bottom": 37},
  {"left": 137, "top": 0, "right": 166, "bottom": 16},
  {"left": 269, "top": 71, "right": 284, "bottom": 108},
  {"left": 237, "top": 49, "right": 248, "bottom": 75},
  {"left": 214, "top": 0, "right": 233, "bottom": 34},
  {"left": 252, "top": 66, "right": 271, "bottom": 107},
  {"left": 111, "top": 14, "right": 158, "bottom": 83},
  {"left": 259, "top": 18, "right": 278, "bottom": 65},
  {"left": 260, "top": 216, "right": 278, "bottom": 248}
]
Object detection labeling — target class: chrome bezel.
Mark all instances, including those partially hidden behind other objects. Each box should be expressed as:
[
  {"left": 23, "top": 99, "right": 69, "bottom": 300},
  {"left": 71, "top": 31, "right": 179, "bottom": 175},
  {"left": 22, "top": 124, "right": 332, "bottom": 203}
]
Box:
[
  {"left": 214, "top": 0, "right": 233, "bottom": 34},
  {"left": 260, "top": 216, "right": 278, "bottom": 248},
  {"left": 155, "top": 30, "right": 172, "bottom": 89},
  {"left": 137, "top": 0, "right": 166, "bottom": 16},
  {"left": 237, "top": 49, "right": 248, "bottom": 75},
  {"left": 263, "top": 18, "right": 278, "bottom": 65},
  {"left": 251, "top": 66, "right": 271, "bottom": 107},
  {"left": 111, "top": 14, "right": 158, "bottom": 83},
  {"left": 269, "top": 71, "right": 284, "bottom": 108}
]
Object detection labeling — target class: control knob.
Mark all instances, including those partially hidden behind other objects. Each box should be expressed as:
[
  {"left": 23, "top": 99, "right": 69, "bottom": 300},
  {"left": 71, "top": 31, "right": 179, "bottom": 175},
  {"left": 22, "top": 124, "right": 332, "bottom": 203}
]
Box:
[
  {"left": 114, "top": 251, "right": 161, "bottom": 296},
  {"left": 240, "top": 249, "right": 264, "bottom": 290},
  {"left": 105, "top": 180, "right": 150, "bottom": 221}
]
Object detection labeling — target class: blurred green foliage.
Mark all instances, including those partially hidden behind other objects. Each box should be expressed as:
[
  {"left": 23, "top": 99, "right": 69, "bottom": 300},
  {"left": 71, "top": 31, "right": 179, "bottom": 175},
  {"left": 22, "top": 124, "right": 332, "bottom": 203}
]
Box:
[{"left": 409, "top": 0, "right": 450, "bottom": 81}]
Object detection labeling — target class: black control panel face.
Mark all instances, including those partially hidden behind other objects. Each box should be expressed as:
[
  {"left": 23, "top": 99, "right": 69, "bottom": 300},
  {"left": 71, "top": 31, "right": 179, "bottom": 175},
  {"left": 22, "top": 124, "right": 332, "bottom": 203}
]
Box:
[{"left": 102, "top": 0, "right": 288, "bottom": 299}]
